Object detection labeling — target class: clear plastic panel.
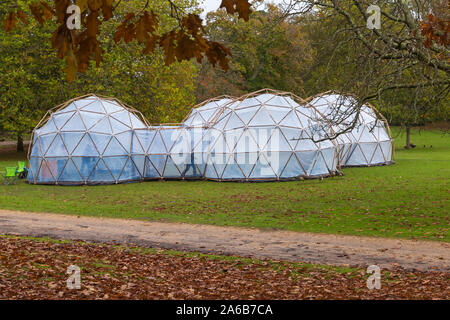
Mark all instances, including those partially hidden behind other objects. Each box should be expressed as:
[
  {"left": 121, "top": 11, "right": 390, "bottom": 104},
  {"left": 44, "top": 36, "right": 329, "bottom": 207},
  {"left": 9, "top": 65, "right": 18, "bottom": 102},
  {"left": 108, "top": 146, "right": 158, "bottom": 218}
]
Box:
[
  {"left": 135, "top": 130, "right": 155, "bottom": 153},
  {"left": 265, "top": 106, "right": 290, "bottom": 124},
  {"left": 321, "top": 147, "right": 336, "bottom": 171},
  {"left": 39, "top": 118, "right": 57, "bottom": 134},
  {"left": 46, "top": 134, "right": 68, "bottom": 157},
  {"left": 102, "top": 156, "right": 127, "bottom": 180},
  {"left": 103, "top": 137, "right": 127, "bottom": 156},
  {"left": 59, "top": 158, "right": 83, "bottom": 182},
  {"left": 247, "top": 107, "right": 273, "bottom": 127},
  {"left": 62, "top": 112, "right": 86, "bottom": 131},
  {"left": 272, "top": 151, "right": 291, "bottom": 176},
  {"left": 39, "top": 133, "right": 57, "bottom": 156},
  {"left": 102, "top": 101, "right": 123, "bottom": 113},
  {"left": 90, "top": 117, "right": 113, "bottom": 134},
  {"left": 222, "top": 157, "right": 245, "bottom": 179},
  {"left": 118, "top": 157, "right": 140, "bottom": 181},
  {"left": 74, "top": 98, "right": 95, "bottom": 109},
  {"left": 148, "top": 131, "right": 167, "bottom": 154},
  {"left": 52, "top": 112, "right": 74, "bottom": 129},
  {"left": 89, "top": 133, "right": 112, "bottom": 155},
  {"left": 280, "top": 153, "right": 304, "bottom": 178},
  {"left": 131, "top": 155, "right": 145, "bottom": 177},
  {"left": 60, "top": 132, "right": 84, "bottom": 155},
  {"left": 279, "top": 111, "right": 300, "bottom": 128},
  {"left": 310, "top": 152, "right": 328, "bottom": 176},
  {"left": 28, "top": 157, "right": 42, "bottom": 182},
  {"left": 111, "top": 110, "right": 132, "bottom": 127},
  {"left": 144, "top": 156, "right": 161, "bottom": 178},
  {"left": 88, "top": 159, "right": 115, "bottom": 182},
  {"left": 346, "top": 144, "right": 367, "bottom": 165},
  {"left": 359, "top": 142, "right": 377, "bottom": 164},
  {"left": 31, "top": 138, "right": 42, "bottom": 157},
  {"left": 234, "top": 129, "right": 259, "bottom": 153},
  {"left": 37, "top": 160, "right": 57, "bottom": 182},
  {"left": 72, "top": 157, "right": 97, "bottom": 180},
  {"left": 370, "top": 144, "right": 385, "bottom": 164},
  {"left": 82, "top": 100, "right": 105, "bottom": 113},
  {"left": 79, "top": 111, "right": 104, "bottom": 130},
  {"left": 234, "top": 106, "right": 260, "bottom": 125},
  {"left": 224, "top": 111, "right": 245, "bottom": 130},
  {"left": 249, "top": 153, "right": 276, "bottom": 178},
  {"left": 163, "top": 156, "right": 182, "bottom": 177},
  {"left": 295, "top": 151, "right": 317, "bottom": 175},
  {"left": 380, "top": 141, "right": 392, "bottom": 161},
  {"left": 148, "top": 154, "right": 167, "bottom": 176},
  {"left": 115, "top": 131, "right": 132, "bottom": 154},
  {"left": 130, "top": 113, "right": 146, "bottom": 129},
  {"left": 110, "top": 117, "right": 131, "bottom": 134},
  {"left": 72, "top": 134, "right": 99, "bottom": 156}
]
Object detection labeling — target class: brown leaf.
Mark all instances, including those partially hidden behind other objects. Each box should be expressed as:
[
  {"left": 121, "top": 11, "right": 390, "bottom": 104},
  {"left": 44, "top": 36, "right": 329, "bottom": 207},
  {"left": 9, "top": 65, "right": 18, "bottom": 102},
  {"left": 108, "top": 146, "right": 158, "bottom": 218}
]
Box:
[
  {"left": 143, "top": 36, "right": 158, "bottom": 55},
  {"left": 220, "top": 0, "right": 235, "bottom": 15},
  {"left": 76, "top": 0, "right": 89, "bottom": 12},
  {"left": 17, "top": 10, "right": 28, "bottom": 25},
  {"left": 64, "top": 51, "right": 78, "bottom": 82},
  {"left": 4, "top": 12, "right": 17, "bottom": 32},
  {"left": 102, "top": 0, "right": 113, "bottom": 20},
  {"left": 87, "top": 10, "right": 99, "bottom": 38},
  {"left": 159, "top": 31, "right": 177, "bottom": 66},
  {"left": 235, "top": 0, "right": 252, "bottom": 21},
  {"left": 88, "top": 0, "right": 103, "bottom": 11}
]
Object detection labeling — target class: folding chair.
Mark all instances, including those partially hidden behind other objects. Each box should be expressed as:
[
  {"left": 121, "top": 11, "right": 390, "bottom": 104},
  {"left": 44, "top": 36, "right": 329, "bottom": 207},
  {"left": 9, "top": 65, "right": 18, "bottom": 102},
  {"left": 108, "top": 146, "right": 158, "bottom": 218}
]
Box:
[
  {"left": 3, "top": 167, "right": 18, "bottom": 185},
  {"left": 16, "top": 161, "right": 28, "bottom": 179}
]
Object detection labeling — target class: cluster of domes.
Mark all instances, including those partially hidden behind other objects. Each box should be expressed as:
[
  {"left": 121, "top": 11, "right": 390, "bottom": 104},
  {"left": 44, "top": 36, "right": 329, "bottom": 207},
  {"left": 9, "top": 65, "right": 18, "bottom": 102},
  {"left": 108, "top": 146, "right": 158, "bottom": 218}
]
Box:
[{"left": 27, "top": 90, "right": 393, "bottom": 185}]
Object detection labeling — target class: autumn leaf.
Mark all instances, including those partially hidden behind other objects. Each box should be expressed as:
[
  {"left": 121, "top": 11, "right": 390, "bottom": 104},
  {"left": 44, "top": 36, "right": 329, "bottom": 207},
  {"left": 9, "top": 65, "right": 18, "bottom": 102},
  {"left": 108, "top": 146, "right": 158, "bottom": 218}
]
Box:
[
  {"left": 76, "top": 0, "right": 89, "bottom": 12},
  {"left": 220, "top": 0, "right": 235, "bottom": 15},
  {"left": 88, "top": 0, "right": 103, "bottom": 11},
  {"left": 17, "top": 10, "right": 28, "bottom": 25},
  {"left": 160, "top": 31, "right": 177, "bottom": 66},
  {"left": 64, "top": 51, "right": 78, "bottom": 82},
  {"left": 4, "top": 12, "right": 17, "bottom": 32},
  {"left": 236, "top": 0, "right": 252, "bottom": 21},
  {"left": 87, "top": 10, "right": 99, "bottom": 38}
]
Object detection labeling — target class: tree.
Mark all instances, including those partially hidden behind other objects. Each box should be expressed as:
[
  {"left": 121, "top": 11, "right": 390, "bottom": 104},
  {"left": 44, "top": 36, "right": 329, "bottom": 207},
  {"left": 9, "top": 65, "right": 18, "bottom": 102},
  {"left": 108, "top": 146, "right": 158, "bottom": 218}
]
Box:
[
  {"left": 0, "top": 0, "right": 199, "bottom": 152},
  {"left": 196, "top": 4, "right": 313, "bottom": 101},
  {"left": 0, "top": 1, "right": 65, "bottom": 152},
  {"left": 2, "top": 0, "right": 254, "bottom": 82},
  {"left": 283, "top": 0, "right": 449, "bottom": 144}
]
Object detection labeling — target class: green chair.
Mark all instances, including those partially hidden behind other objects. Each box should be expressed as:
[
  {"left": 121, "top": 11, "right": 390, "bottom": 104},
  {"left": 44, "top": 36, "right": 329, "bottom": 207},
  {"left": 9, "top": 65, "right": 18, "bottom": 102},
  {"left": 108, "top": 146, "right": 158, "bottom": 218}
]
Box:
[
  {"left": 17, "top": 161, "right": 27, "bottom": 179},
  {"left": 3, "top": 167, "right": 18, "bottom": 185}
]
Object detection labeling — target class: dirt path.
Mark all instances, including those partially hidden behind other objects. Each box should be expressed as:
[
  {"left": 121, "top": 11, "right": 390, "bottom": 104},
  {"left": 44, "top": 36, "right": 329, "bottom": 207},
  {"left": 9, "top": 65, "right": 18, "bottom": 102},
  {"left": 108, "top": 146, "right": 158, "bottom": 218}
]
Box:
[{"left": 0, "top": 209, "right": 448, "bottom": 271}]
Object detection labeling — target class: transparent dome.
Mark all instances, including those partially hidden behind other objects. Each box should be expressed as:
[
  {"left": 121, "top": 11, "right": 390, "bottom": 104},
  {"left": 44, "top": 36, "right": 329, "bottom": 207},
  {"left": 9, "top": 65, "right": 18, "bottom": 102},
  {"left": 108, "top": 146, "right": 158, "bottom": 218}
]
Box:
[
  {"left": 307, "top": 92, "right": 392, "bottom": 167},
  {"left": 28, "top": 95, "right": 147, "bottom": 185}
]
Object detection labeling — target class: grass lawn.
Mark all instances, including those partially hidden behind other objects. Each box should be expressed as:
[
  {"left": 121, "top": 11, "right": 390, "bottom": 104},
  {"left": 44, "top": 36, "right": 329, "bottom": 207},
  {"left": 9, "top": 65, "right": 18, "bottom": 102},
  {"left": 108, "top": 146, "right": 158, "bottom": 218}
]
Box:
[{"left": 0, "top": 127, "right": 448, "bottom": 241}]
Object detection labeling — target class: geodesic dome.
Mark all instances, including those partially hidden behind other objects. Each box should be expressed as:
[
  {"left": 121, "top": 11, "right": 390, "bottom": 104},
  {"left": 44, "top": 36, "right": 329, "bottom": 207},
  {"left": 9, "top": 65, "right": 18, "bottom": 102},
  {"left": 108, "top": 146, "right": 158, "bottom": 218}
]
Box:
[
  {"left": 27, "top": 95, "right": 148, "bottom": 185},
  {"left": 202, "top": 89, "right": 339, "bottom": 181},
  {"left": 133, "top": 125, "right": 204, "bottom": 180},
  {"left": 182, "top": 96, "right": 233, "bottom": 127},
  {"left": 307, "top": 92, "right": 393, "bottom": 167}
]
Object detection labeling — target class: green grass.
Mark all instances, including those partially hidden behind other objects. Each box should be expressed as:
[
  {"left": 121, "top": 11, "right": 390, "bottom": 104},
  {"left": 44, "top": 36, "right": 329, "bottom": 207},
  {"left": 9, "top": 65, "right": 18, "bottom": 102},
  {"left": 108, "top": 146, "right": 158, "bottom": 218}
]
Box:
[{"left": 0, "top": 127, "right": 448, "bottom": 241}]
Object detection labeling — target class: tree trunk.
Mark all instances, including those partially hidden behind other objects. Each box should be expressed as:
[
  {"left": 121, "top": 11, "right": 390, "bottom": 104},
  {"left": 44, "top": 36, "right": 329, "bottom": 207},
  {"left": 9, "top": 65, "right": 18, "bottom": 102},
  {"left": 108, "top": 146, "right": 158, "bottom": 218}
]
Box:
[
  {"left": 17, "top": 133, "right": 24, "bottom": 153},
  {"left": 405, "top": 126, "right": 411, "bottom": 149}
]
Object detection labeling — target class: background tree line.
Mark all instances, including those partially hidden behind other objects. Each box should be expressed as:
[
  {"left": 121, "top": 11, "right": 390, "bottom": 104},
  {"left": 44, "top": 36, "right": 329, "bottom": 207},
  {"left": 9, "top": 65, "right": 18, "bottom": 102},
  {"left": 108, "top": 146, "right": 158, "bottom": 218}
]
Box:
[{"left": 1, "top": 0, "right": 448, "bottom": 151}]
